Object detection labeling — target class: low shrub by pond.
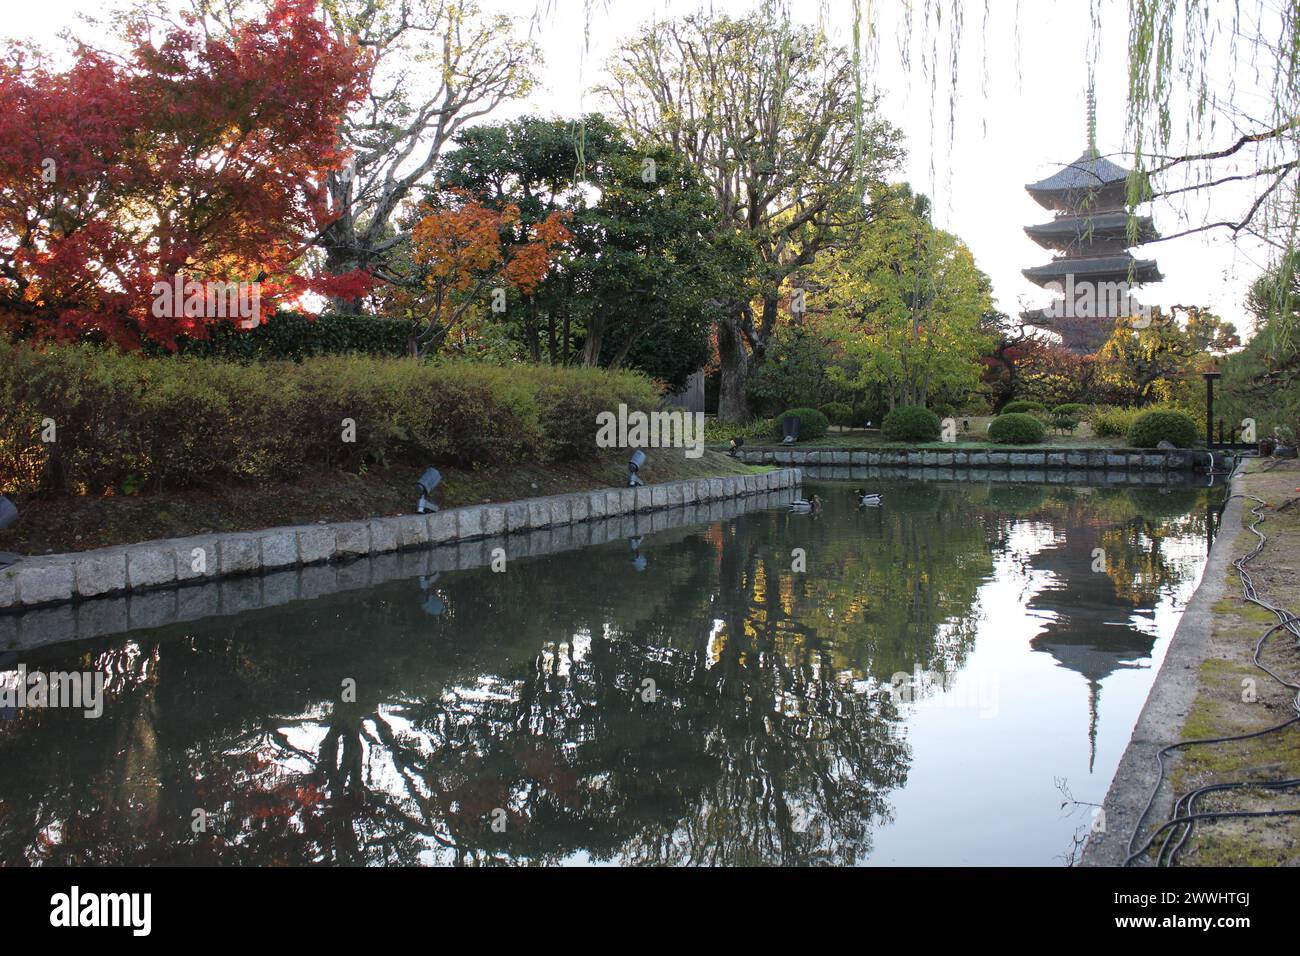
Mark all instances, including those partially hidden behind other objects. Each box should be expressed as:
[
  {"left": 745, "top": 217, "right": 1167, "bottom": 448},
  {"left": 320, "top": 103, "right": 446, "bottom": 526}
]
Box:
[
  {"left": 988, "top": 412, "right": 1046, "bottom": 444},
  {"left": 1127, "top": 409, "right": 1200, "bottom": 449},
  {"left": 819, "top": 402, "right": 853, "bottom": 427},
  {"left": 0, "top": 343, "right": 656, "bottom": 496},
  {"left": 881, "top": 405, "right": 941, "bottom": 442},
  {"left": 777, "top": 407, "right": 830, "bottom": 440},
  {"left": 1092, "top": 406, "right": 1140, "bottom": 438},
  {"left": 1000, "top": 400, "right": 1047, "bottom": 415}
]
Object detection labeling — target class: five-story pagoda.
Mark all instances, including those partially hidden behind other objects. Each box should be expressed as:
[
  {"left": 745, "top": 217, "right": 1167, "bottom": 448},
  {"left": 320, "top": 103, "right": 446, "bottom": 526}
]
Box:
[{"left": 1021, "top": 88, "right": 1162, "bottom": 353}]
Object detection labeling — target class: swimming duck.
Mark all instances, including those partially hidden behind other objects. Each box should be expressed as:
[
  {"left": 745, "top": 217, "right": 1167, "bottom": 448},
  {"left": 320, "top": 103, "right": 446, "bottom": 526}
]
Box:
[
  {"left": 855, "top": 488, "right": 883, "bottom": 506},
  {"left": 789, "top": 494, "right": 822, "bottom": 513}
]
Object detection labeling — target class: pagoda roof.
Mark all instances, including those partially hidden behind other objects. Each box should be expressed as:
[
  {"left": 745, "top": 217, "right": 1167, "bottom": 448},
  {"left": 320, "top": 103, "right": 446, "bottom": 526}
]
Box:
[
  {"left": 1022, "top": 254, "right": 1163, "bottom": 287},
  {"left": 1025, "top": 212, "right": 1158, "bottom": 248},
  {"left": 1026, "top": 150, "right": 1132, "bottom": 194}
]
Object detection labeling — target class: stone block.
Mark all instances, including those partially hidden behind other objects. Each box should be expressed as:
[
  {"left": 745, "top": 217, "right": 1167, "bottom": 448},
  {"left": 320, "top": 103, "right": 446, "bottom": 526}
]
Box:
[
  {"left": 481, "top": 505, "right": 507, "bottom": 536},
  {"left": 333, "top": 521, "right": 372, "bottom": 557},
  {"left": 454, "top": 507, "right": 484, "bottom": 540},
  {"left": 169, "top": 539, "right": 209, "bottom": 581},
  {"left": 297, "top": 526, "right": 337, "bottom": 564},
  {"left": 74, "top": 549, "right": 127, "bottom": 598},
  {"left": 367, "top": 518, "right": 400, "bottom": 553},
  {"left": 219, "top": 534, "right": 261, "bottom": 574},
  {"left": 426, "top": 512, "right": 457, "bottom": 541},
  {"left": 15, "top": 560, "right": 75, "bottom": 606},
  {"left": 258, "top": 529, "right": 298, "bottom": 570}
]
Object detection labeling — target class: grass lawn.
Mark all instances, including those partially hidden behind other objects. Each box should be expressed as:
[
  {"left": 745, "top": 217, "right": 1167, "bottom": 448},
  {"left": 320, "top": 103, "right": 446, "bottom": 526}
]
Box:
[{"left": 0, "top": 448, "right": 768, "bottom": 556}]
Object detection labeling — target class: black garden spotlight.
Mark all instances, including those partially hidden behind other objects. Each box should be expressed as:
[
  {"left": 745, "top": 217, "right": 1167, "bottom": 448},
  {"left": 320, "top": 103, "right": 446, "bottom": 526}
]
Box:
[
  {"left": 781, "top": 414, "right": 801, "bottom": 445},
  {"left": 0, "top": 496, "right": 20, "bottom": 568},
  {"left": 628, "top": 449, "right": 646, "bottom": 488},
  {"left": 416, "top": 467, "right": 442, "bottom": 514}
]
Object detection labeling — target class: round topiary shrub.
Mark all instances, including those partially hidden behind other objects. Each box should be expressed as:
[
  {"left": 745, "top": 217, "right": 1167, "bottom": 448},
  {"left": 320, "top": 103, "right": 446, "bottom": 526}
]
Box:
[
  {"left": 1127, "top": 410, "right": 1199, "bottom": 449},
  {"left": 777, "top": 407, "right": 830, "bottom": 440},
  {"left": 881, "top": 405, "right": 942, "bottom": 442},
  {"left": 1091, "top": 405, "right": 1139, "bottom": 438},
  {"left": 1001, "top": 399, "right": 1047, "bottom": 415},
  {"left": 819, "top": 401, "right": 853, "bottom": 427},
  {"left": 988, "top": 412, "right": 1046, "bottom": 444}
]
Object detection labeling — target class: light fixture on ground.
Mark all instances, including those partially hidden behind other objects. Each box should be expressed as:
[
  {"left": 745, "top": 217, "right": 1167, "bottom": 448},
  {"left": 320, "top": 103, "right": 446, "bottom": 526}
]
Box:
[
  {"left": 781, "top": 415, "right": 800, "bottom": 445},
  {"left": 416, "top": 468, "right": 442, "bottom": 514},
  {"left": 627, "top": 450, "right": 646, "bottom": 487},
  {"left": 0, "top": 496, "right": 20, "bottom": 567}
]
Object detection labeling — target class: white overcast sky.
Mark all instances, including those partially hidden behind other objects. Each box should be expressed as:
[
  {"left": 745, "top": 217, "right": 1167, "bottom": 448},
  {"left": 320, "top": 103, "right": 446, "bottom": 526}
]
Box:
[{"left": 3, "top": 0, "right": 1279, "bottom": 337}]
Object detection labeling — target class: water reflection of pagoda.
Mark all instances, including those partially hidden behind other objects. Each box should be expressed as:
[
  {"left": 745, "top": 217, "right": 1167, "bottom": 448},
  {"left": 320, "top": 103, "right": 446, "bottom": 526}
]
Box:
[
  {"left": 1025, "top": 525, "right": 1156, "bottom": 772},
  {"left": 1021, "top": 86, "right": 1163, "bottom": 353}
]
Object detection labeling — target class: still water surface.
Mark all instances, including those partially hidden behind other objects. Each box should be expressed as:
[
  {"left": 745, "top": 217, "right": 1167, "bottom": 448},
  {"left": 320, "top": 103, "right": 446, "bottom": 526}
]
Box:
[{"left": 0, "top": 479, "right": 1221, "bottom": 865}]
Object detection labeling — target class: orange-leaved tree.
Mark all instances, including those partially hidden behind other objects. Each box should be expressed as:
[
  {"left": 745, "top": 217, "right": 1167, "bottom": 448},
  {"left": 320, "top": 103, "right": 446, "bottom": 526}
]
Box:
[{"left": 408, "top": 195, "right": 570, "bottom": 356}]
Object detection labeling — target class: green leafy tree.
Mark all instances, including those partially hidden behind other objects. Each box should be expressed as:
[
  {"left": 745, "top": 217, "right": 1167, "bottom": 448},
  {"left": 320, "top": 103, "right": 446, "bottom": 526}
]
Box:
[
  {"left": 601, "top": 7, "right": 902, "bottom": 420},
  {"left": 743, "top": 328, "right": 839, "bottom": 416},
  {"left": 814, "top": 185, "right": 994, "bottom": 410},
  {"left": 1094, "top": 307, "right": 1239, "bottom": 406},
  {"left": 1222, "top": 253, "right": 1300, "bottom": 438}
]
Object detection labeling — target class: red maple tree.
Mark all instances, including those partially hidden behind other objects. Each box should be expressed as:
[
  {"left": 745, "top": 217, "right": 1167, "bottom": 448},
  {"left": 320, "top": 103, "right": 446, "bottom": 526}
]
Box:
[{"left": 0, "top": 0, "right": 374, "bottom": 349}]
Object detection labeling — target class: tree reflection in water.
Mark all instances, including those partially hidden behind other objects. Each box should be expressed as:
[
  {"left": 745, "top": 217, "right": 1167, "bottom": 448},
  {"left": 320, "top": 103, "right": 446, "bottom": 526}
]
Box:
[{"left": 0, "top": 481, "right": 1216, "bottom": 865}]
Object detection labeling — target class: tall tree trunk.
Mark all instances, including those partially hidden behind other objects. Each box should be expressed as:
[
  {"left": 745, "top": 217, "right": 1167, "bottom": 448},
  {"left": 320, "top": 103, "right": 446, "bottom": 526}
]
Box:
[
  {"left": 323, "top": 242, "right": 362, "bottom": 314},
  {"left": 526, "top": 300, "right": 541, "bottom": 362},
  {"left": 583, "top": 310, "right": 606, "bottom": 367},
  {"left": 562, "top": 304, "right": 571, "bottom": 365},
  {"left": 716, "top": 314, "right": 752, "bottom": 423}
]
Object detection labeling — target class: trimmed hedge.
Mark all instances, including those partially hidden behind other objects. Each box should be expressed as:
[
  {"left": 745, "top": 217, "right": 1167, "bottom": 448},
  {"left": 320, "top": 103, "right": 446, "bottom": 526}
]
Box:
[
  {"left": 1127, "top": 410, "right": 1200, "bottom": 449},
  {"left": 988, "top": 412, "right": 1046, "bottom": 444},
  {"left": 1000, "top": 400, "right": 1047, "bottom": 415},
  {"left": 704, "top": 417, "right": 778, "bottom": 445},
  {"left": 881, "top": 405, "right": 941, "bottom": 442},
  {"left": 777, "top": 407, "right": 830, "bottom": 440},
  {"left": 819, "top": 401, "right": 853, "bottom": 427},
  {"left": 157, "top": 312, "right": 412, "bottom": 362},
  {"left": 0, "top": 343, "right": 656, "bottom": 495}
]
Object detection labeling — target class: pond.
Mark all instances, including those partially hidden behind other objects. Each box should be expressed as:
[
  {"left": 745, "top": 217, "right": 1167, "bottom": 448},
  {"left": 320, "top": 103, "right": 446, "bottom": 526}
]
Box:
[{"left": 0, "top": 477, "right": 1222, "bottom": 866}]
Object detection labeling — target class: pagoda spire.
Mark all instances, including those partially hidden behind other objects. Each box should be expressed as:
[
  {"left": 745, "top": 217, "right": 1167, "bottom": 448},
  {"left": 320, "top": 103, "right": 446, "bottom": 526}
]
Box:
[{"left": 1085, "top": 77, "right": 1098, "bottom": 158}]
